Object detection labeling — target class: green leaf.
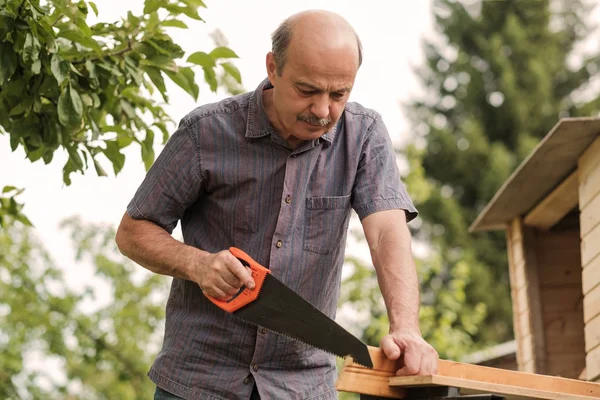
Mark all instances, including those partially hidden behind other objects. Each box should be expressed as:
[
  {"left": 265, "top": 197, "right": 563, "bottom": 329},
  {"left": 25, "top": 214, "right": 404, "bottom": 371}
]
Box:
[
  {"left": 222, "top": 62, "right": 242, "bottom": 84},
  {"left": 145, "top": 67, "right": 168, "bottom": 102},
  {"left": 161, "top": 19, "right": 188, "bottom": 29},
  {"left": 66, "top": 145, "right": 84, "bottom": 170},
  {"left": 89, "top": 1, "right": 99, "bottom": 17},
  {"left": 119, "top": 99, "right": 136, "bottom": 119},
  {"left": 0, "top": 43, "right": 18, "bottom": 85},
  {"left": 93, "top": 158, "right": 107, "bottom": 177},
  {"left": 187, "top": 51, "right": 215, "bottom": 68},
  {"left": 2, "top": 186, "right": 19, "bottom": 194},
  {"left": 58, "top": 30, "right": 102, "bottom": 55},
  {"left": 85, "top": 59, "right": 97, "bottom": 79},
  {"left": 144, "top": 0, "right": 165, "bottom": 14},
  {"left": 164, "top": 4, "right": 202, "bottom": 21},
  {"left": 22, "top": 33, "right": 40, "bottom": 65},
  {"left": 181, "top": 0, "right": 206, "bottom": 7},
  {"left": 163, "top": 67, "right": 198, "bottom": 100},
  {"left": 58, "top": 83, "right": 84, "bottom": 127},
  {"left": 141, "top": 129, "right": 155, "bottom": 170},
  {"left": 209, "top": 46, "right": 238, "bottom": 59},
  {"left": 9, "top": 98, "right": 33, "bottom": 117},
  {"left": 146, "top": 38, "right": 184, "bottom": 58},
  {"left": 203, "top": 66, "right": 217, "bottom": 92},
  {"left": 51, "top": 54, "right": 70, "bottom": 85},
  {"left": 31, "top": 59, "right": 41, "bottom": 74},
  {"left": 103, "top": 141, "right": 125, "bottom": 174},
  {"left": 153, "top": 122, "right": 170, "bottom": 144},
  {"left": 16, "top": 213, "right": 33, "bottom": 227}
]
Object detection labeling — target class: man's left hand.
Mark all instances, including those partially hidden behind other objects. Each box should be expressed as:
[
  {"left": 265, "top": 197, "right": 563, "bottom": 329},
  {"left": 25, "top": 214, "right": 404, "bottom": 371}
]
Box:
[{"left": 380, "top": 330, "right": 439, "bottom": 376}]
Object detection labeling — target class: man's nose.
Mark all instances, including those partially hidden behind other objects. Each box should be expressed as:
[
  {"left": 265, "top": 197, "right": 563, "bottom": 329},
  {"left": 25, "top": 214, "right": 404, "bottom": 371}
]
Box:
[{"left": 310, "top": 94, "right": 330, "bottom": 120}]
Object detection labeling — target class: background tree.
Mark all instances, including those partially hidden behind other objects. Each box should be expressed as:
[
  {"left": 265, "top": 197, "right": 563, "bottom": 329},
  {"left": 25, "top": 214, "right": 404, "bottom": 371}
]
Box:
[
  {"left": 0, "top": 0, "right": 242, "bottom": 221},
  {"left": 340, "top": 0, "right": 600, "bottom": 360},
  {"left": 0, "top": 213, "right": 169, "bottom": 399},
  {"left": 0, "top": 0, "right": 245, "bottom": 397}
]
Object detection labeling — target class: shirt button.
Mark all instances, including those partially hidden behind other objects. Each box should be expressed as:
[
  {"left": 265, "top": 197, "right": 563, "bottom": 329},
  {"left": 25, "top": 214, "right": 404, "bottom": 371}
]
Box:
[
  {"left": 243, "top": 377, "right": 251, "bottom": 384},
  {"left": 285, "top": 195, "right": 292, "bottom": 204},
  {"left": 275, "top": 240, "right": 283, "bottom": 248},
  {"left": 260, "top": 328, "right": 267, "bottom": 334},
  {"left": 252, "top": 363, "right": 259, "bottom": 372}
]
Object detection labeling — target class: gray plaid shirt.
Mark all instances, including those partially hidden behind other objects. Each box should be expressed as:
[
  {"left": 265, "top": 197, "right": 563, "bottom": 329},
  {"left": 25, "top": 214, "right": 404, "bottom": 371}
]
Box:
[{"left": 127, "top": 78, "right": 417, "bottom": 400}]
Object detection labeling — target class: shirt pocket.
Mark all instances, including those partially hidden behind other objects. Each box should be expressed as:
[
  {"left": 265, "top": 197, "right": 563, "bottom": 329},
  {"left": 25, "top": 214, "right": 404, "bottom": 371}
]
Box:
[{"left": 303, "top": 194, "right": 352, "bottom": 255}]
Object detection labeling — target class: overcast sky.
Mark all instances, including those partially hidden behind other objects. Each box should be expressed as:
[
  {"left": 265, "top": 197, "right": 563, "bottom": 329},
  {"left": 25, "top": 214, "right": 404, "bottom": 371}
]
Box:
[{"left": 0, "top": 1, "right": 434, "bottom": 288}]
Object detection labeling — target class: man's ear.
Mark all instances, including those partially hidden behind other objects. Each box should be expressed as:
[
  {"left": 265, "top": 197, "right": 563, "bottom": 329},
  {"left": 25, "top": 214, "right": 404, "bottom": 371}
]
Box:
[{"left": 266, "top": 52, "right": 277, "bottom": 83}]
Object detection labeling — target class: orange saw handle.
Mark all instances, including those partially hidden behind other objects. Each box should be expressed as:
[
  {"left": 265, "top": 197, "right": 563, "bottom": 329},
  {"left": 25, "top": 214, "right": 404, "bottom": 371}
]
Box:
[{"left": 204, "top": 247, "right": 270, "bottom": 313}]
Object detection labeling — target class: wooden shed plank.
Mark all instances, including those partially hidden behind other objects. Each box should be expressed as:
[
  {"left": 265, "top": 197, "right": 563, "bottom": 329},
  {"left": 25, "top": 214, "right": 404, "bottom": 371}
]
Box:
[
  {"left": 579, "top": 136, "right": 600, "bottom": 209},
  {"left": 524, "top": 170, "right": 579, "bottom": 230},
  {"left": 580, "top": 190, "right": 600, "bottom": 237}
]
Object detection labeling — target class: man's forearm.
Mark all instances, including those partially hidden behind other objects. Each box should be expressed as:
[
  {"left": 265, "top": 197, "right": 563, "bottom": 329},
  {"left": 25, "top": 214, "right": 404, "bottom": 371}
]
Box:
[
  {"left": 115, "top": 213, "right": 206, "bottom": 281},
  {"left": 364, "top": 211, "right": 421, "bottom": 333},
  {"left": 371, "top": 232, "right": 420, "bottom": 332}
]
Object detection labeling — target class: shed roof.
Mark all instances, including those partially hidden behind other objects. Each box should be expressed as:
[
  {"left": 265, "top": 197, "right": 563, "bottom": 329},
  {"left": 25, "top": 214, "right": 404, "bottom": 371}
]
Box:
[{"left": 470, "top": 117, "right": 600, "bottom": 232}]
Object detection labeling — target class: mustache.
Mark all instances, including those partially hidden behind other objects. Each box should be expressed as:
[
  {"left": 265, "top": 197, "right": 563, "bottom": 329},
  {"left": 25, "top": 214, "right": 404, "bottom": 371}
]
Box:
[{"left": 297, "top": 114, "right": 332, "bottom": 127}]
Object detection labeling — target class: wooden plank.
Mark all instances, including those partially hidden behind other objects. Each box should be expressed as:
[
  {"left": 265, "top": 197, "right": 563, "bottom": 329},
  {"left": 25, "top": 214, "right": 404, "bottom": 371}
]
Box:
[
  {"left": 471, "top": 118, "right": 600, "bottom": 232},
  {"left": 335, "top": 348, "right": 407, "bottom": 399},
  {"left": 584, "top": 282, "right": 600, "bottom": 323},
  {"left": 579, "top": 135, "right": 600, "bottom": 209},
  {"left": 541, "top": 286, "right": 583, "bottom": 315},
  {"left": 389, "top": 375, "right": 598, "bottom": 400},
  {"left": 582, "top": 222, "right": 600, "bottom": 267},
  {"left": 582, "top": 254, "right": 600, "bottom": 295},
  {"left": 545, "top": 353, "right": 587, "bottom": 379},
  {"left": 337, "top": 347, "right": 600, "bottom": 399},
  {"left": 544, "top": 311, "right": 585, "bottom": 344},
  {"left": 505, "top": 220, "right": 546, "bottom": 373},
  {"left": 580, "top": 191, "right": 600, "bottom": 237},
  {"left": 585, "top": 313, "right": 600, "bottom": 352},
  {"left": 586, "top": 345, "right": 600, "bottom": 381},
  {"left": 535, "top": 230, "right": 582, "bottom": 286},
  {"left": 517, "top": 308, "right": 532, "bottom": 338},
  {"left": 509, "top": 218, "right": 524, "bottom": 242},
  {"left": 522, "top": 227, "right": 546, "bottom": 374},
  {"left": 524, "top": 171, "right": 579, "bottom": 230}
]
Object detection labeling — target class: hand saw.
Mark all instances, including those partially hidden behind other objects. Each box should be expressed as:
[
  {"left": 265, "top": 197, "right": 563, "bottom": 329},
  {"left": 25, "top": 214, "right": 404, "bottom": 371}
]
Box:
[{"left": 204, "top": 247, "right": 373, "bottom": 368}]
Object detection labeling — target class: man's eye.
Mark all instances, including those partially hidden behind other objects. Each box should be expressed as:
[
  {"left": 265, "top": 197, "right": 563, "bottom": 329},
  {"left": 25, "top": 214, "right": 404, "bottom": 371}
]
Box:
[
  {"left": 300, "top": 89, "right": 316, "bottom": 96},
  {"left": 331, "top": 93, "right": 344, "bottom": 100}
]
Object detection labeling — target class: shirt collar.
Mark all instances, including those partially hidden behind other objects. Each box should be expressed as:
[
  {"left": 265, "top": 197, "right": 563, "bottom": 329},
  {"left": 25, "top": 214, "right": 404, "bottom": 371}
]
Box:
[{"left": 246, "top": 77, "right": 339, "bottom": 147}]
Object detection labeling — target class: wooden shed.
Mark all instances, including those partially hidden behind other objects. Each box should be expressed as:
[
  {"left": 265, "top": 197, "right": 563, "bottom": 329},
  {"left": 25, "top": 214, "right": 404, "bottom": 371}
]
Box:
[{"left": 469, "top": 117, "right": 600, "bottom": 382}]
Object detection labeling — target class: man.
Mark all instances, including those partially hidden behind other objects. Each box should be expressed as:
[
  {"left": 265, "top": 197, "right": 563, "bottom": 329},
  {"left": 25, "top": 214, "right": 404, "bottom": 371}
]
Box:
[{"left": 116, "top": 9, "right": 438, "bottom": 400}]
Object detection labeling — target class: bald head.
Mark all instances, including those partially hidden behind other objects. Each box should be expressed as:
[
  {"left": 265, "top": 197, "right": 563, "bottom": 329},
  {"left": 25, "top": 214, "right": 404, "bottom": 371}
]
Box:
[{"left": 271, "top": 10, "right": 362, "bottom": 75}]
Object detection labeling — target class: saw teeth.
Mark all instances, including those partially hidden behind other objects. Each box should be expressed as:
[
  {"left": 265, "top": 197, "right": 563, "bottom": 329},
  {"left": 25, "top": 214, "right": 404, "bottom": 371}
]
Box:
[{"left": 236, "top": 316, "right": 349, "bottom": 360}]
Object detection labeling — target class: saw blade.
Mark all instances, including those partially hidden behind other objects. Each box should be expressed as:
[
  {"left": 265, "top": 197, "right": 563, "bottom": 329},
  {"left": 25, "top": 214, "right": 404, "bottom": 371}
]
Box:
[{"left": 233, "top": 274, "right": 373, "bottom": 369}]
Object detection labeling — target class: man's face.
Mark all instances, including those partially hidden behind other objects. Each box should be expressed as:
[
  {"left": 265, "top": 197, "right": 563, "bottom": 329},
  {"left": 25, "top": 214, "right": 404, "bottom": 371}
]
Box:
[{"left": 266, "top": 40, "right": 358, "bottom": 143}]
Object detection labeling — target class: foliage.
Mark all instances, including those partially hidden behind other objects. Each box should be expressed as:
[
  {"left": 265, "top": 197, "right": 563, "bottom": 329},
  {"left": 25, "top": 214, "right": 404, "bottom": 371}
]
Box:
[
  {"left": 0, "top": 186, "right": 32, "bottom": 229},
  {"left": 0, "top": 0, "right": 242, "bottom": 185},
  {"left": 1, "top": 1, "right": 247, "bottom": 396},
  {"left": 0, "top": 216, "right": 169, "bottom": 399},
  {"left": 404, "top": 0, "right": 600, "bottom": 352}
]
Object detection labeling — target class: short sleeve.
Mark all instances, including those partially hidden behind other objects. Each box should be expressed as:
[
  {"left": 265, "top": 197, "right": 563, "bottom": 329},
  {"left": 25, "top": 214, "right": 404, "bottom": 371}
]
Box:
[
  {"left": 126, "top": 122, "right": 203, "bottom": 233},
  {"left": 351, "top": 115, "right": 418, "bottom": 222}
]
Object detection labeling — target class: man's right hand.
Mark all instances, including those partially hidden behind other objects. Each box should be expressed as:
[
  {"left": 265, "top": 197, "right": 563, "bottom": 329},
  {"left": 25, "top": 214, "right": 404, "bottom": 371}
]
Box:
[{"left": 195, "top": 250, "right": 255, "bottom": 299}]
